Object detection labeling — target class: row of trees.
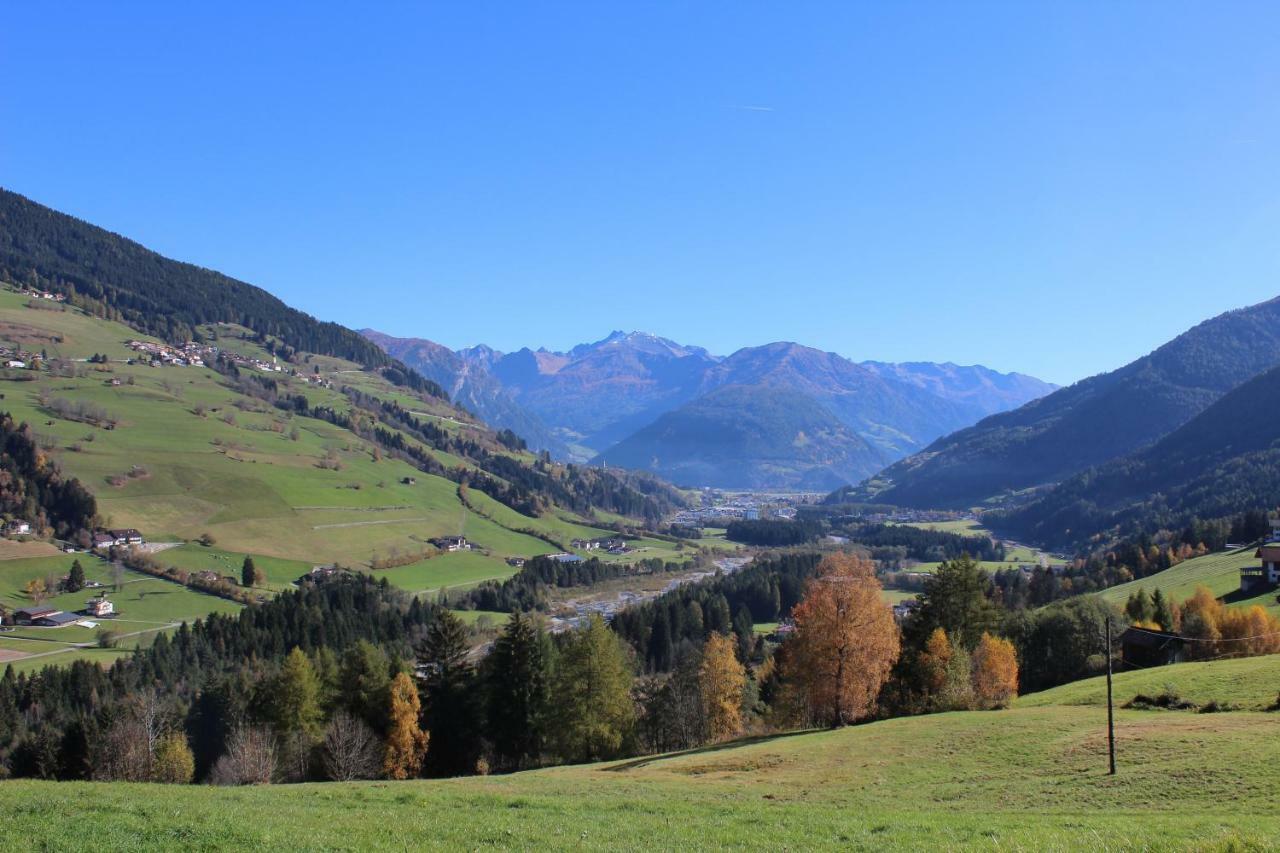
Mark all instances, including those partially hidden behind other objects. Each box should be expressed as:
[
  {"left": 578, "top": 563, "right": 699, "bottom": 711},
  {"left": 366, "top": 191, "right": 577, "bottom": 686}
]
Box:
[{"left": 1124, "top": 585, "right": 1280, "bottom": 659}]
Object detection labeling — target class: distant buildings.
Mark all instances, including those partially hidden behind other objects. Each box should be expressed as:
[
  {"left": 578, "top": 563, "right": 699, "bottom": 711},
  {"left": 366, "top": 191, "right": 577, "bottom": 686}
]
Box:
[
  {"left": 85, "top": 596, "right": 115, "bottom": 618},
  {"left": 1240, "top": 515, "right": 1280, "bottom": 594},
  {"left": 13, "top": 607, "right": 81, "bottom": 627},
  {"left": 92, "top": 528, "right": 144, "bottom": 551},
  {"left": 430, "top": 536, "right": 472, "bottom": 552},
  {"left": 571, "top": 537, "right": 630, "bottom": 554},
  {"left": 297, "top": 565, "right": 344, "bottom": 585}
]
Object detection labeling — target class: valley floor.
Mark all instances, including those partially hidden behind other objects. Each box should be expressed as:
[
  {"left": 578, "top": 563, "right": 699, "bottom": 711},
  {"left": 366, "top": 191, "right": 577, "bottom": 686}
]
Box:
[{"left": 5, "top": 656, "right": 1280, "bottom": 850}]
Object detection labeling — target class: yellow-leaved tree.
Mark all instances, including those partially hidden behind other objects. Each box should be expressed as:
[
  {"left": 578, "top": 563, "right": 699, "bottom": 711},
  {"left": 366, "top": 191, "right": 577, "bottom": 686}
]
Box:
[
  {"left": 383, "top": 671, "right": 428, "bottom": 779},
  {"left": 700, "top": 631, "right": 745, "bottom": 741},
  {"left": 970, "top": 632, "right": 1019, "bottom": 709}
]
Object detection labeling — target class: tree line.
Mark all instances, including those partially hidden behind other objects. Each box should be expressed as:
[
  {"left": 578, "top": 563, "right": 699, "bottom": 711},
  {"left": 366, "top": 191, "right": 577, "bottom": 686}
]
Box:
[
  {"left": 0, "top": 414, "right": 97, "bottom": 542},
  {"left": 453, "top": 555, "right": 686, "bottom": 613}
]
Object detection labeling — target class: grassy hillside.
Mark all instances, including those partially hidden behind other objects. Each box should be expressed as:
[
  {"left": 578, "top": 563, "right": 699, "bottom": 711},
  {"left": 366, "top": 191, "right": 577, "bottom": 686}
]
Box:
[
  {"left": 0, "top": 289, "right": 686, "bottom": 670},
  {"left": 2, "top": 656, "right": 1278, "bottom": 849},
  {"left": 1099, "top": 547, "right": 1280, "bottom": 615},
  {"left": 1016, "top": 653, "right": 1280, "bottom": 709}
]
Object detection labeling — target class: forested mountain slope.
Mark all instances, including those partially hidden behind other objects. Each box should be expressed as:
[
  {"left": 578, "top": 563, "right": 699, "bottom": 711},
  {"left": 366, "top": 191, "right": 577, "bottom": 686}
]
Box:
[
  {"left": 0, "top": 189, "right": 437, "bottom": 396},
  {"left": 998, "top": 362, "right": 1280, "bottom": 546},
  {"left": 853, "top": 294, "right": 1280, "bottom": 509},
  {"left": 593, "top": 384, "right": 887, "bottom": 489}
]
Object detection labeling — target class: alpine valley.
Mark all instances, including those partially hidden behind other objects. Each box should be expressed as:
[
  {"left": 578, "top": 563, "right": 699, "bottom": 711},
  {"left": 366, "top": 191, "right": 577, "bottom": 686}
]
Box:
[{"left": 364, "top": 329, "right": 1057, "bottom": 489}]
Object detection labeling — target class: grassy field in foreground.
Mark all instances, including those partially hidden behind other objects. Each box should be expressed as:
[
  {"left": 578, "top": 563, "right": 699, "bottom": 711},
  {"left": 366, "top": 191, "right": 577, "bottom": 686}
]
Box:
[
  {"left": 2, "top": 656, "right": 1279, "bottom": 849},
  {"left": 1100, "top": 547, "right": 1280, "bottom": 615}
]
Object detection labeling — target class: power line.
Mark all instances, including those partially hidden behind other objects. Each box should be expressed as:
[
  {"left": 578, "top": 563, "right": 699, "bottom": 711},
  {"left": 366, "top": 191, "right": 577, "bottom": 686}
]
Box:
[{"left": 1121, "top": 624, "right": 1280, "bottom": 643}]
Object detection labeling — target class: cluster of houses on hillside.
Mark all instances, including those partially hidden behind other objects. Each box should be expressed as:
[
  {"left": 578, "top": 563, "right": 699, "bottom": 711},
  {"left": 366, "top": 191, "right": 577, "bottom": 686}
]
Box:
[
  {"left": 0, "top": 345, "right": 37, "bottom": 371},
  {"left": 570, "top": 537, "right": 631, "bottom": 555},
  {"left": 123, "top": 339, "right": 331, "bottom": 386},
  {"left": 91, "top": 528, "right": 144, "bottom": 551},
  {"left": 18, "top": 288, "right": 66, "bottom": 303},
  {"left": 126, "top": 339, "right": 208, "bottom": 367}
]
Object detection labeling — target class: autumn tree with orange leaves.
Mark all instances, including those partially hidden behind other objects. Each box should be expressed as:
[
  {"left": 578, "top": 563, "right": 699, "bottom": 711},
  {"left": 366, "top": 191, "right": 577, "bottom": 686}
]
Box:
[
  {"left": 970, "top": 632, "right": 1018, "bottom": 708},
  {"left": 784, "top": 553, "right": 900, "bottom": 727}
]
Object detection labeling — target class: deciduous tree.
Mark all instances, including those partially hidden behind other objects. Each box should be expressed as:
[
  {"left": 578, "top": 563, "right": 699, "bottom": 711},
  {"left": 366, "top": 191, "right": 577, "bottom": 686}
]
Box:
[
  {"left": 785, "top": 553, "right": 900, "bottom": 726},
  {"left": 322, "top": 710, "right": 382, "bottom": 782},
  {"left": 152, "top": 732, "right": 195, "bottom": 783},
  {"left": 209, "top": 726, "right": 277, "bottom": 786},
  {"left": 551, "top": 615, "right": 636, "bottom": 763},
  {"left": 383, "top": 671, "right": 428, "bottom": 779},
  {"left": 970, "top": 632, "right": 1018, "bottom": 709},
  {"left": 699, "top": 632, "right": 745, "bottom": 741}
]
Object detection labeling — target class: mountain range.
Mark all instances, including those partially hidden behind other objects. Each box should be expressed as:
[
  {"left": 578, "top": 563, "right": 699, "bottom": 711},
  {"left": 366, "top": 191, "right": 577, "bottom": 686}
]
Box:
[
  {"left": 364, "top": 329, "right": 1057, "bottom": 489},
  {"left": 845, "top": 295, "right": 1280, "bottom": 510}
]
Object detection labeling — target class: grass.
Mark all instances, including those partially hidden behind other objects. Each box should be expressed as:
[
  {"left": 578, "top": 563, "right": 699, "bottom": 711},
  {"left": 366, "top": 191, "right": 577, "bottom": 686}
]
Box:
[
  {"left": 1099, "top": 546, "right": 1280, "bottom": 615},
  {"left": 450, "top": 609, "right": 511, "bottom": 627},
  {"left": 1016, "top": 653, "right": 1280, "bottom": 710},
  {"left": 2, "top": 655, "right": 1279, "bottom": 848},
  {"left": 0, "top": 293, "right": 691, "bottom": 645},
  {"left": 902, "top": 519, "right": 985, "bottom": 534},
  {"left": 0, "top": 550, "right": 243, "bottom": 671},
  {"left": 156, "top": 544, "right": 312, "bottom": 589},
  {"left": 879, "top": 588, "right": 916, "bottom": 605},
  {"left": 372, "top": 551, "right": 520, "bottom": 595}
]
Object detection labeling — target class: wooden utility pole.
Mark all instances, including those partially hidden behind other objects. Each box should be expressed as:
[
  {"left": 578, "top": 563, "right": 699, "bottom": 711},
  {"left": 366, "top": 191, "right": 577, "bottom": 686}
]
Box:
[{"left": 1105, "top": 615, "right": 1116, "bottom": 775}]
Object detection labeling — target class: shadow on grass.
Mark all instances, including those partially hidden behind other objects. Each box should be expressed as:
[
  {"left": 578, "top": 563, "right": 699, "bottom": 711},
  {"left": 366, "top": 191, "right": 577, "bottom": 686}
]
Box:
[
  {"left": 603, "top": 729, "right": 819, "bottom": 773},
  {"left": 1221, "top": 586, "right": 1278, "bottom": 606}
]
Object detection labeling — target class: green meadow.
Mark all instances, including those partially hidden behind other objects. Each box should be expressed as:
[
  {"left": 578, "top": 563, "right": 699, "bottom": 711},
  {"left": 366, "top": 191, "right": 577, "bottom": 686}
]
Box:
[
  {"left": 0, "top": 293, "right": 676, "bottom": 571},
  {"left": 0, "top": 292, "right": 700, "bottom": 671},
  {"left": 1100, "top": 546, "right": 1280, "bottom": 615},
  {"left": 1, "top": 655, "right": 1277, "bottom": 849}
]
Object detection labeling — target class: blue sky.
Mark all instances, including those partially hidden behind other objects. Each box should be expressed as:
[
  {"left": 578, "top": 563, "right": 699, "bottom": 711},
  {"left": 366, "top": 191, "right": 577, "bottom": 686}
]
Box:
[{"left": 4, "top": 2, "right": 1280, "bottom": 385}]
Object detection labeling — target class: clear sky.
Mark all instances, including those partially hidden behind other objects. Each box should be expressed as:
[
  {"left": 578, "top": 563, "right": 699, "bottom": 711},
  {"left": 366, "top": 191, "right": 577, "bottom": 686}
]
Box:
[{"left": 5, "top": 3, "right": 1280, "bottom": 385}]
